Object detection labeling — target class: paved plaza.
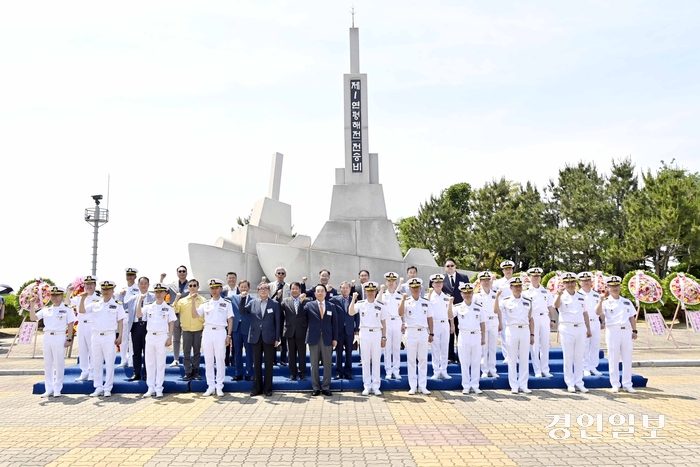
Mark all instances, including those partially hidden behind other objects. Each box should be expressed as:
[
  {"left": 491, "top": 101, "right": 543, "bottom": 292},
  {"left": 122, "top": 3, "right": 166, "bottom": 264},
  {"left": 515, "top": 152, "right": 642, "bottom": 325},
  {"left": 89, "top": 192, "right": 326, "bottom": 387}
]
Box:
[{"left": 0, "top": 364, "right": 698, "bottom": 467}]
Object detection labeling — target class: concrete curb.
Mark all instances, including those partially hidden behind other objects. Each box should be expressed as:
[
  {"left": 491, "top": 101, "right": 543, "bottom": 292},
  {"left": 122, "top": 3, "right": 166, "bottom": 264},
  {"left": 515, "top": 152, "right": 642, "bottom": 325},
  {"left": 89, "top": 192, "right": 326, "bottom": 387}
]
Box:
[{"left": 0, "top": 370, "right": 44, "bottom": 375}]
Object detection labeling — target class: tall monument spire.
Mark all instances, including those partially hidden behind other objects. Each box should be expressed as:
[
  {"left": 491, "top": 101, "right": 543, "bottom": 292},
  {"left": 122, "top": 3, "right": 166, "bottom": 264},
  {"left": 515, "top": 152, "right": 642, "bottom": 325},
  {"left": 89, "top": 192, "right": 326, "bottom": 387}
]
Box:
[{"left": 344, "top": 22, "right": 370, "bottom": 184}]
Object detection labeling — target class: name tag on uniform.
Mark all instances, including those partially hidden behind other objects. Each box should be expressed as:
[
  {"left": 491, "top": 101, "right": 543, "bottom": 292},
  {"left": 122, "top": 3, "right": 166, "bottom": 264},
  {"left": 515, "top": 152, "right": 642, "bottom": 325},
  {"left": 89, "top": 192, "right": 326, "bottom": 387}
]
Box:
[
  {"left": 59, "top": 309, "right": 66, "bottom": 314},
  {"left": 421, "top": 303, "right": 428, "bottom": 307},
  {"left": 327, "top": 311, "right": 332, "bottom": 316},
  {"left": 267, "top": 308, "right": 273, "bottom": 314},
  {"left": 374, "top": 305, "right": 381, "bottom": 311},
  {"left": 109, "top": 305, "right": 117, "bottom": 309},
  {"left": 395, "top": 297, "right": 401, "bottom": 300},
  {"left": 219, "top": 302, "right": 227, "bottom": 308},
  {"left": 161, "top": 307, "right": 168, "bottom": 311}
]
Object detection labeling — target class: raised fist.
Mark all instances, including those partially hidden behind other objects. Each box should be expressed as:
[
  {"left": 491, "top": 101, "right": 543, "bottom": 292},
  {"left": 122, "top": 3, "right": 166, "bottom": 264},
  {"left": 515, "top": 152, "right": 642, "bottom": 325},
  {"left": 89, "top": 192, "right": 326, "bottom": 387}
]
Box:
[
  {"left": 352, "top": 292, "right": 358, "bottom": 299},
  {"left": 299, "top": 293, "right": 306, "bottom": 301}
]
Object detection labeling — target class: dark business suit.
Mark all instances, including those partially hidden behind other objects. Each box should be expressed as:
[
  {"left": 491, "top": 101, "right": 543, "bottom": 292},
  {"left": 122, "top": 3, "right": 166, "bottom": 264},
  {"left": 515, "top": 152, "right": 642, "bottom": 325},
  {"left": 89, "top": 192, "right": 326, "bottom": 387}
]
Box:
[
  {"left": 230, "top": 294, "right": 253, "bottom": 378},
  {"left": 281, "top": 295, "right": 310, "bottom": 379},
  {"left": 300, "top": 300, "right": 338, "bottom": 391},
  {"left": 222, "top": 288, "right": 239, "bottom": 367},
  {"left": 439, "top": 271, "right": 470, "bottom": 362},
  {"left": 302, "top": 283, "right": 338, "bottom": 301},
  {"left": 269, "top": 281, "right": 290, "bottom": 365},
  {"left": 330, "top": 294, "right": 359, "bottom": 378},
  {"left": 243, "top": 298, "right": 281, "bottom": 394}
]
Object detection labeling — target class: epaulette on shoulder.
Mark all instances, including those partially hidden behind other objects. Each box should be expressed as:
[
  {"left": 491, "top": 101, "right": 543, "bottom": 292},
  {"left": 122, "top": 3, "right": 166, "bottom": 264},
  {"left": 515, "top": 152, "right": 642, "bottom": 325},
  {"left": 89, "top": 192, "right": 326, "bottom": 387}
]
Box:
[
  {"left": 357, "top": 299, "right": 366, "bottom": 304},
  {"left": 115, "top": 300, "right": 123, "bottom": 305},
  {"left": 376, "top": 300, "right": 385, "bottom": 305},
  {"left": 223, "top": 297, "right": 232, "bottom": 303},
  {"left": 522, "top": 296, "right": 532, "bottom": 301},
  {"left": 91, "top": 299, "right": 100, "bottom": 303},
  {"left": 473, "top": 300, "right": 483, "bottom": 307}
]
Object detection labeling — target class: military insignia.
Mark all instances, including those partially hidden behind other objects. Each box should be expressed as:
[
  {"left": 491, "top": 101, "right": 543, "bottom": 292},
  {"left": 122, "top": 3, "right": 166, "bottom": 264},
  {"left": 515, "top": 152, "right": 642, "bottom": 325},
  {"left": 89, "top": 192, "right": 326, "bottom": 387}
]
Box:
[
  {"left": 408, "top": 310, "right": 412, "bottom": 315},
  {"left": 578, "top": 297, "right": 584, "bottom": 301},
  {"left": 162, "top": 307, "right": 168, "bottom": 311},
  {"left": 116, "top": 300, "right": 123, "bottom": 305},
  {"left": 374, "top": 305, "right": 381, "bottom": 311},
  {"left": 109, "top": 305, "right": 117, "bottom": 309}
]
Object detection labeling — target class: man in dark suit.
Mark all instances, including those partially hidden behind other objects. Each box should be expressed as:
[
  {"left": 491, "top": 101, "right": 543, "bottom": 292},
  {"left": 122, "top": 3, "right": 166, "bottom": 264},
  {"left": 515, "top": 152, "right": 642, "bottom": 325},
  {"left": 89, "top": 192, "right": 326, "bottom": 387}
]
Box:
[
  {"left": 269, "top": 266, "right": 291, "bottom": 367},
  {"left": 351, "top": 270, "right": 371, "bottom": 300},
  {"left": 222, "top": 272, "right": 239, "bottom": 367},
  {"left": 241, "top": 282, "right": 280, "bottom": 396},
  {"left": 280, "top": 282, "right": 311, "bottom": 381},
  {"left": 330, "top": 281, "right": 358, "bottom": 380},
  {"left": 302, "top": 269, "right": 338, "bottom": 301},
  {"left": 440, "top": 258, "right": 470, "bottom": 363},
  {"left": 300, "top": 284, "right": 338, "bottom": 396},
  {"left": 230, "top": 280, "right": 253, "bottom": 381}
]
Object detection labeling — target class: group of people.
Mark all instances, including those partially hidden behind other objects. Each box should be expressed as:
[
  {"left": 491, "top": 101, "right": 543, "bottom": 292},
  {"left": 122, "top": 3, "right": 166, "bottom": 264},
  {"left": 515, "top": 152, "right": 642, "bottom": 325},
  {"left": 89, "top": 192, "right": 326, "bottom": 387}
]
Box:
[{"left": 29, "top": 260, "right": 640, "bottom": 399}]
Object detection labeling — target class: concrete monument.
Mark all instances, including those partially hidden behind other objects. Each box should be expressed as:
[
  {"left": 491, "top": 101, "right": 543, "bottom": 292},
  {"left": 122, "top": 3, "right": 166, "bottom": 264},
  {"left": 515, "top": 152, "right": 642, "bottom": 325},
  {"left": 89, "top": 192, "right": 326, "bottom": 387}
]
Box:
[{"left": 189, "top": 25, "right": 443, "bottom": 285}]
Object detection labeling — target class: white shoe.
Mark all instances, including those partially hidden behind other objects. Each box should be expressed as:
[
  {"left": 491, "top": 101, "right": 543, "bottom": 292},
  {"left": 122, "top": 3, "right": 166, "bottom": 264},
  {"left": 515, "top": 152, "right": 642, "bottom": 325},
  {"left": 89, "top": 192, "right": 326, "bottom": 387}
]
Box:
[
  {"left": 591, "top": 369, "right": 603, "bottom": 376},
  {"left": 583, "top": 370, "right": 591, "bottom": 376},
  {"left": 575, "top": 385, "right": 588, "bottom": 393},
  {"left": 203, "top": 388, "right": 215, "bottom": 397},
  {"left": 156, "top": 392, "right": 164, "bottom": 398},
  {"left": 117, "top": 363, "right": 127, "bottom": 368},
  {"left": 394, "top": 374, "right": 402, "bottom": 380},
  {"left": 473, "top": 388, "right": 483, "bottom": 394},
  {"left": 623, "top": 387, "right": 637, "bottom": 393},
  {"left": 442, "top": 373, "right": 452, "bottom": 379},
  {"left": 611, "top": 386, "right": 620, "bottom": 393},
  {"left": 40, "top": 391, "right": 52, "bottom": 398},
  {"left": 216, "top": 389, "right": 224, "bottom": 397},
  {"left": 169, "top": 360, "right": 179, "bottom": 367},
  {"left": 53, "top": 392, "right": 62, "bottom": 398},
  {"left": 511, "top": 389, "right": 519, "bottom": 394},
  {"left": 489, "top": 372, "right": 498, "bottom": 378},
  {"left": 143, "top": 391, "right": 155, "bottom": 398},
  {"left": 419, "top": 388, "right": 431, "bottom": 395},
  {"left": 75, "top": 375, "right": 88, "bottom": 382},
  {"left": 503, "top": 358, "right": 509, "bottom": 364},
  {"left": 373, "top": 389, "right": 382, "bottom": 396},
  {"left": 520, "top": 388, "right": 532, "bottom": 394},
  {"left": 534, "top": 373, "right": 543, "bottom": 378},
  {"left": 90, "top": 390, "right": 103, "bottom": 397},
  {"left": 362, "top": 389, "right": 370, "bottom": 396},
  {"left": 542, "top": 372, "right": 553, "bottom": 378},
  {"left": 567, "top": 387, "right": 575, "bottom": 393},
  {"left": 408, "top": 388, "right": 416, "bottom": 395},
  {"left": 481, "top": 372, "right": 489, "bottom": 378},
  {"left": 387, "top": 374, "right": 394, "bottom": 380},
  {"left": 103, "top": 391, "right": 112, "bottom": 397},
  {"left": 462, "top": 388, "right": 470, "bottom": 394},
  {"left": 430, "top": 375, "right": 440, "bottom": 380},
  {"left": 87, "top": 377, "right": 94, "bottom": 381}
]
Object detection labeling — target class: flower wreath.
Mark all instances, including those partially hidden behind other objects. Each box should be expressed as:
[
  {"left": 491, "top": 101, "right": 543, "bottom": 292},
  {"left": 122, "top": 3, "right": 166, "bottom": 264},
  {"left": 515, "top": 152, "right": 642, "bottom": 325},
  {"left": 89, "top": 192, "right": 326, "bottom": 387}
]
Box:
[
  {"left": 663, "top": 272, "right": 700, "bottom": 311},
  {"left": 621, "top": 270, "right": 668, "bottom": 310}
]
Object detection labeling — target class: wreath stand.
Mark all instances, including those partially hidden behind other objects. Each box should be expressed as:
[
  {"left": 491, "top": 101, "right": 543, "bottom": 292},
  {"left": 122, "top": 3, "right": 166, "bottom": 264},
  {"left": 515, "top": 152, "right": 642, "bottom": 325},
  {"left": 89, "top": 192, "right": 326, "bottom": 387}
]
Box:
[
  {"left": 643, "top": 306, "right": 677, "bottom": 348},
  {"left": 5, "top": 315, "right": 39, "bottom": 359}
]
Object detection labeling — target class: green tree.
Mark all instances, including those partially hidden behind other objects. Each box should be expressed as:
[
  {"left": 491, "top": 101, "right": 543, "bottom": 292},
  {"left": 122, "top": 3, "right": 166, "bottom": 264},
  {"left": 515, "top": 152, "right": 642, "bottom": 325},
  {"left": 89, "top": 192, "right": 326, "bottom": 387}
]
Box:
[{"left": 604, "top": 156, "right": 639, "bottom": 275}]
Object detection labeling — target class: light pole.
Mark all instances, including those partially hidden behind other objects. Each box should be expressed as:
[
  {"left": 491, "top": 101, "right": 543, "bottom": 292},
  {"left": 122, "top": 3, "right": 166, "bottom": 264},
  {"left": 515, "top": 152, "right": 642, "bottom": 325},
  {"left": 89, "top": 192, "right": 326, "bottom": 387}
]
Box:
[{"left": 84, "top": 194, "right": 109, "bottom": 276}]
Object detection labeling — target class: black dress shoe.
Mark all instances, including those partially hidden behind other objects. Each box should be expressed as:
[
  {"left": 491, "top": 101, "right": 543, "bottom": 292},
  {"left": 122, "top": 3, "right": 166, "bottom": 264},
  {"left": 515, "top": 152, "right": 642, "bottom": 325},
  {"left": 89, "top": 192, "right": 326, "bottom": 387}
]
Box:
[
  {"left": 299, "top": 375, "right": 307, "bottom": 381},
  {"left": 250, "top": 391, "right": 263, "bottom": 397},
  {"left": 448, "top": 360, "right": 455, "bottom": 365},
  {"left": 244, "top": 376, "right": 253, "bottom": 381},
  {"left": 193, "top": 374, "right": 202, "bottom": 381},
  {"left": 128, "top": 375, "right": 141, "bottom": 381},
  {"left": 280, "top": 362, "right": 288, "bottom": 367},
  {"left": 322, "top": 389, "right": 332, "bottom": 396},
  {"left": 232, "top": 375, "right": 243, "bottom": 381},
  {"left": 333, "top": 375, "right": 342, "bottom": 380},
  {"left": 346, "top": 375, "right": 355, "bottom": 380},
  {"left": 312, "top": 390, "right": 321, "bottom": 396},
  {"left": 181, "top": 374, "right": 193, "bottom": 381},
  {"left": 265, "top": 391, "right": 273, "bottom": 397}
]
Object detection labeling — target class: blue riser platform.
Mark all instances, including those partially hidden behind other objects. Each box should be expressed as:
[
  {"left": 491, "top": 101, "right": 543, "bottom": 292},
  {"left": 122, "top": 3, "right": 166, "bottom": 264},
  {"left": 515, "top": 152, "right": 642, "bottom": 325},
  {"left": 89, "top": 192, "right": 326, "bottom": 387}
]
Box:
[{"left": 34, "top": 349, "right": 647, "bottom": 394}]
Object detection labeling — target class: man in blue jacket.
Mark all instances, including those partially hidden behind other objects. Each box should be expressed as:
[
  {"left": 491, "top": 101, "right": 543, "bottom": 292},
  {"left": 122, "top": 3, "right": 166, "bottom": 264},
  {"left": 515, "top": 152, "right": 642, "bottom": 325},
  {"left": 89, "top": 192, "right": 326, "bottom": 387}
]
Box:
[
  {"left": 241, "top": 282, "right": 281, "bottom": 397},
  {"left": 301, "top": 284, "right": 338, "bottom": 396},
  {"left": 231, "top": 280, "right": 253, "bottom": 381},
  {"left": 330, "top": 281, "right": 358, "bottom": 380}
]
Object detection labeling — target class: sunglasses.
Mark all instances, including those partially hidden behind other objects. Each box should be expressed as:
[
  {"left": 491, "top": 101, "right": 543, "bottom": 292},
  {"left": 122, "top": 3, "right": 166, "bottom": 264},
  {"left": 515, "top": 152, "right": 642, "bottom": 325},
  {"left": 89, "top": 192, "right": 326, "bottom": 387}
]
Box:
[
  {"left": 188, "top": 284, "right": 197, "bottom": 288},
  {"left": 276, "top": 272, "right": 286, "bottom": 275},
  {"left": 178, "top": 270, "right": 187, "bottom": 273},
  {"left": 445, "top": 264, "right": 456, "bottom": 268}
]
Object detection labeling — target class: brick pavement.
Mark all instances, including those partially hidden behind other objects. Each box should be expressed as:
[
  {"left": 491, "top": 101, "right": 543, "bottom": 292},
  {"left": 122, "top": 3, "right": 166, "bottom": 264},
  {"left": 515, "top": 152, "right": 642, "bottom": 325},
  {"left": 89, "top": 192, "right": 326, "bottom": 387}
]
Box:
[{"left": 0, "top": 367, "right": 698, "bottom": 466}]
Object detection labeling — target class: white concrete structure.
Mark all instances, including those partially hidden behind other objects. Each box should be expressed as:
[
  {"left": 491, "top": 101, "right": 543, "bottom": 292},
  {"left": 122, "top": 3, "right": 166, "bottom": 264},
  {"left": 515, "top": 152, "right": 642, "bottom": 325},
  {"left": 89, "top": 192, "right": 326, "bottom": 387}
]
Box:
[{"left": 189, "top": 26, "right": 444, "bottom": 286}]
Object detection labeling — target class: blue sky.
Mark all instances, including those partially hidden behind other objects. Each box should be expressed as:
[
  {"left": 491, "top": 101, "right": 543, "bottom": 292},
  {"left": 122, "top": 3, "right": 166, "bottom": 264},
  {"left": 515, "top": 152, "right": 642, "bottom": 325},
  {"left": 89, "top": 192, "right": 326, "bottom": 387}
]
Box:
[{"left": 1, "top": 1, "right": 698, "bottom": 291}]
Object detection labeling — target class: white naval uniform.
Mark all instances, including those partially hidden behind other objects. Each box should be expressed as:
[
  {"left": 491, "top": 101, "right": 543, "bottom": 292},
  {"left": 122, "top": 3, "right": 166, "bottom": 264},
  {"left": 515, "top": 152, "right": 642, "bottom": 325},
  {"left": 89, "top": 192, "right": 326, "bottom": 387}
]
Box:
[
  {"left": 144, "top": 302, "right": 177, "bottom": 394},
  {"left": 558, "top": 291, "right": 588, "bottom": 389},
  {"left": 493, "top": 277, "right": 513, "bottom": 360},
  {"left": 500, "top": 296, "right": 532, "bottom": 390},
  {"left": 381, "top": 290, "right": 404, "bottom": 378},
  {"left": 356, "top": 299, "right": 388, "bottom": 391},
  {"left": 36, "top": 304, "right": 76, "bottom": 395},
  {"left": 403, "top": 296, "right": 433, "bottom": 391},
  {"left": 523, "top": 285, "right": 553, "bottom": 375},
  {"left": 118, "top": 284, "right": 140, "bottom": 366},
  {"left": 603, "top": 296, "right": 637, "bottom": 390},
  {"left": 71, "top": 293, "right": 99, "bottom": 379},
  {"left": 86, "top": 298, "right": 126, "bottom": 393},
  {"left": 455, "top": 301, "right": 486, "bottom": 390},
  {"left": 580, "top": 289, "right": 602, "bottom": 373},
  {"left": 196, "top": 298, "right": 234, "bottom": 391},
  {"left": 427, "top": 291, "right": 451, "bottom": 377},
  {"left": 475, "top": 288, "right": 498, "bottom": 375}
]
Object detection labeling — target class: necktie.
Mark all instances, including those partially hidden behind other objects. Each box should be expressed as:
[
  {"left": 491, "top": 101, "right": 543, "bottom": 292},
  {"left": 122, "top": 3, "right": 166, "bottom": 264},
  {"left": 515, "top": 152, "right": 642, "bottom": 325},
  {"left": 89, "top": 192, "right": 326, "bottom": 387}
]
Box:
[
  {"left": 450, "top": 275, "right": 455, "bottom": 288},
  {"left": 294, "top": 298, "right": 299, "bottom": 312},
  {"left": 319, "top": 302, "right": 324, "bottom": 319}
]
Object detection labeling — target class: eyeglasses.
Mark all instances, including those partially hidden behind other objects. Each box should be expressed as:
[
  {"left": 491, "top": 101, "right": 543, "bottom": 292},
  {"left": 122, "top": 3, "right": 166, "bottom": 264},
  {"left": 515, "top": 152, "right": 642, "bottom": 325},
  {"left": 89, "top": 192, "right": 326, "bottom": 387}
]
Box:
[
  {"left": 445, "top": 264, "right": 456, "bottom": 268},
  {"left": 258, "top": 287, "right": 269, "bottom": 291},
  {"left": 178, "top": 270, "right": 187, "bottom": 273},
  {"left": 188, "top": 284, "right": 197, "bottom": 288},
  {"left": 276, "top": 272, "right": 286, "bottom": 275}
]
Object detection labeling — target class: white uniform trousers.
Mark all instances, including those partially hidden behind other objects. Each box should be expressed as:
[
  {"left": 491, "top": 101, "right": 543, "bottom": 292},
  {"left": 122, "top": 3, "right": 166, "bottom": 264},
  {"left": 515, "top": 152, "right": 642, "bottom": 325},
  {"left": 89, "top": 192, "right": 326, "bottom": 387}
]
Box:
[
  {"left": 119, "top": 315, "right": 132, "bottom": 365},
  {"left": 202, "top": 328, "right": 227, "bottom": 390},
  {"left": 481, "top": 318, "right": 499, "bottom": 374},
  {"left": 145, "top": 332, "right": 168, "bottom": 393},
  {"left": 91, "top": 332, "right": 116, "bottom": 392},
  {"left": 406, "top": 328, "right": 429, "bottom": 390},
  {"left": 583, "top": 317, "right": 601, "bottom": 372},
  {"left": 431, "top": 320, "right": 450, "bottom": 376},
  {"left": 360, "top": 330, "right": 382, "bottom": 390},
  {"left": 77, "top": 319, "right": 94, "bottom": 379},
  {"left": 384, "top": 319, "right": 402, "bottom": 377},
  {"left": 606, "top": 327, "right": 634, "bottom": 389},
  {"left": 500, "top": 323, "right": 508, "bottom": 361},
  {"left": 43, "top": 333, "right": 66, "bottom": 394},
  {"left": 459, "top": 331, "right": 482, "bottom": 390},
  {"left": 531, "top": 313, "right": 551, "bottom": 375},
  {"left": 560, "top": 324, "right": 586, "bottom": 388},
  {"left": 506, "top": 326, "right": 530, "bottom": 390}
]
